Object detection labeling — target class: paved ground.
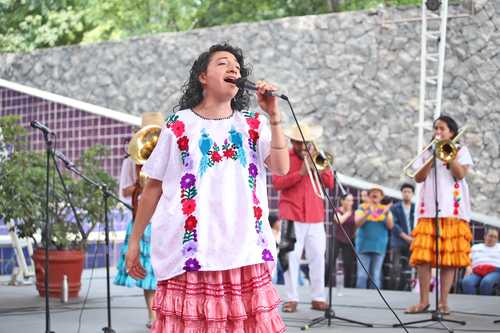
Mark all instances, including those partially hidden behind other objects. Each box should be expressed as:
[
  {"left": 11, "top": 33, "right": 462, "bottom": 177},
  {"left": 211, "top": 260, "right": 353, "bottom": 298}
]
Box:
[{"left": 1, "top": 268, "right": 499, "bottom": 333}]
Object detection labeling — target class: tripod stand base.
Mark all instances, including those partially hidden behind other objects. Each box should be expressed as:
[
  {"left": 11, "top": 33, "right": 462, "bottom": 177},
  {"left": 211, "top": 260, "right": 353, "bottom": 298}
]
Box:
[
  {"left": 102, "top": 327, "right": 116, "bottom": 333},
  {"left": 393, "top": 311, "right": 466, "bottom": 332},
  {"left": 301, "top": 309, "right": 373, "bottom": 330}
]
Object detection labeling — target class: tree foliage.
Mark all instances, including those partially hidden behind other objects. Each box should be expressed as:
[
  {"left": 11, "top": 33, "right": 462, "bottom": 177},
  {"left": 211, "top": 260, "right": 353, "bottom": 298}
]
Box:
[
  {"left": 0, "top": 0, "right": 424, "bottom": 53},
  {"left": 0, "top": 115, "right": 117, "bottom": 250}
]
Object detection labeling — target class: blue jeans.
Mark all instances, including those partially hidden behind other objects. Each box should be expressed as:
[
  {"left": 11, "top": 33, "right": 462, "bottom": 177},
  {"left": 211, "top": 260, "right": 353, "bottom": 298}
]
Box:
[
  {"left": 356, "top": 252, "right": 385, "bottom": 289},
  {"left": 461, "top": 268, "right": 500, "bottom": 295}
]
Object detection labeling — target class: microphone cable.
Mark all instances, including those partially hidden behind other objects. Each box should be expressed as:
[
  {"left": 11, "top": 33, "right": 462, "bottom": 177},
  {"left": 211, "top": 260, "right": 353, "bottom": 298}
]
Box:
[{"left": 277, "top": 94, "right": 410, "bottom": 332}]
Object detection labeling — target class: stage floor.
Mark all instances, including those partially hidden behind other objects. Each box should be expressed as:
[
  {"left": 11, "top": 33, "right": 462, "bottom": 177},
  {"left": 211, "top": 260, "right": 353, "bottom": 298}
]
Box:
[{"left": 1, "top": 268, "right": 499, "bottom": 333}]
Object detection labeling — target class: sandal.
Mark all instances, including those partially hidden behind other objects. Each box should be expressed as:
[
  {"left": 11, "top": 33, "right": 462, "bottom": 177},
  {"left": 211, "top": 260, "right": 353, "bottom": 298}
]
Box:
[
  {"left": 405, "top": 303, "right": 430, "bottom": 314},
  {"left": 282, "top": 301, "right": 298, "bottom": 313},
  {"left": 311, "top": 300, "right": 328, "bottom": 311}
]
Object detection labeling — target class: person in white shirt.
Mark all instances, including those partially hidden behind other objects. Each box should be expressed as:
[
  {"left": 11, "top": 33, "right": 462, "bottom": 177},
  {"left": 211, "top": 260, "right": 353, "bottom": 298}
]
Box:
[
  {"left": 406, "top": 115, "right": 473, "bottom": 315},
  {"left": 461, "top": 228, "right": 500, "bottom": 295},
  {"left": 125, "top": 43, "right": 289, "bottom": 332}
]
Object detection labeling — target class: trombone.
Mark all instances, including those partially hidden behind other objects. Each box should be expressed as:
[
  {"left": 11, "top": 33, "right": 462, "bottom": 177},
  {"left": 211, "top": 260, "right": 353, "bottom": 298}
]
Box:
[
  {"left": 403, "top": 126, "right": 468, "bottom": 178},
  {"left": 303, "top": 141, "right": 334, "bottom": 199}
]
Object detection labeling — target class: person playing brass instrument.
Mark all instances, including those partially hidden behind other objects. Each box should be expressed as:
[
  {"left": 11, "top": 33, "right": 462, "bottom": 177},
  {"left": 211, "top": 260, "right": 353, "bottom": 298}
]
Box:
[
  {"left": 114, "top": 112, "right": 162, "bottom": 328},
  {"left": 273, "top": 123, "right": 334, "bottom": 313},
  {"left": 406, "top": 115, "right": 473, "bottom": 315}
]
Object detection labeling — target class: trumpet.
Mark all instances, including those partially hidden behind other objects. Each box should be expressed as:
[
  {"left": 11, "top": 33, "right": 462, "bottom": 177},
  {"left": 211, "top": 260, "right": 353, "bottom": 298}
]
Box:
[
  {"left": 403, "top": 126, "right": 468, "bottom": 178},
  {"left": 303, "top": 141, "right": 334, "bottom": 199}
]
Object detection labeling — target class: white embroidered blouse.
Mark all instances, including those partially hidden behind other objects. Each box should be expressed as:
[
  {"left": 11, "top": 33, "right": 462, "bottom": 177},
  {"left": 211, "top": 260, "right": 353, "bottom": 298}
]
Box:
[
  {"left": 413, "top": 146, "right": 473, "bottom": 221},
  {"left": 142, "top": 109, "right": 276, "bottom": 281}
]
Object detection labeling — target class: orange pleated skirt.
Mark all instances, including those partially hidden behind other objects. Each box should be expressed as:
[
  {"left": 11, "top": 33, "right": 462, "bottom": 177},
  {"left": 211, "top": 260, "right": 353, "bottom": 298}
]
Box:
[{"left": 410, "top": 217, "right": 472, "bottom": 268}]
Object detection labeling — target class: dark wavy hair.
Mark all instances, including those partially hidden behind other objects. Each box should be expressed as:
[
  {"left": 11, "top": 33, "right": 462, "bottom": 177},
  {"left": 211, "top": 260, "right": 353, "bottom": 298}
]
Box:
[
  {"left": 434, "top": 115, "right": 459, "bottom": 139},
  {"left": 174, "top": 43, "right": 251, "bottom": 112}
]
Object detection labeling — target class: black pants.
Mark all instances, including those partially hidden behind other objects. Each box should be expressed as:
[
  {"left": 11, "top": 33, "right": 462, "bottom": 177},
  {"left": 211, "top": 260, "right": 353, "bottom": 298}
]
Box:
[
  {"left": 388, "top": 246, "right": 411, "bottom": 290},
  {"left": 330, "top": 240, "right": 357, "bottom": 288}
]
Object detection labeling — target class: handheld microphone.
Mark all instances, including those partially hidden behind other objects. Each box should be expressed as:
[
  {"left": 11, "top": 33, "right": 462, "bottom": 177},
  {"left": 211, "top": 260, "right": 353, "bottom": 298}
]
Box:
[
  {"left": 225, "top": 78, "right": 287, "bottom": 100},
  {"left": 54, "top": 150, "right": 75, "bottom": 168},
  {"left": 30, "top": 120, "right": 55, "bottom": 135}
]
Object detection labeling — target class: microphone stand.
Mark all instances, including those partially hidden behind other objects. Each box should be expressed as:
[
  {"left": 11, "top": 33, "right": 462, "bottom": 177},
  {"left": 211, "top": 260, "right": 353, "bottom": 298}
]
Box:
[
  {"left": 302, "top": 170, "right": 373, "bottom": 330},
  {"left": 393, "top": 147, "right": 466, "bottom": 331},
  {"left": 56, "top": 157, "right": 131, "bottom": 333},
  {"left": 51, "top": 153, "right": 87, "bottom": 242},
  {"left": 41, "top": 131, "right": 55, "bottom": 333}
]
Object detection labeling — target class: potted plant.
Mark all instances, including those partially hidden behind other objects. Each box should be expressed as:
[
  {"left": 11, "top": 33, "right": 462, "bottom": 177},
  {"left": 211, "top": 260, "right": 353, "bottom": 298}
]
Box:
[{"left": 0, "top": 115, "right": 118, "bottom": 298}]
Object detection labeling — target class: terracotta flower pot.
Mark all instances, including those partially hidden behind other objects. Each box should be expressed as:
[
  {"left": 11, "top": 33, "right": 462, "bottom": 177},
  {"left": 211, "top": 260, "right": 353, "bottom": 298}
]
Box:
[{"left": 32, "top": 248, "right": 85, "bottom": 298}]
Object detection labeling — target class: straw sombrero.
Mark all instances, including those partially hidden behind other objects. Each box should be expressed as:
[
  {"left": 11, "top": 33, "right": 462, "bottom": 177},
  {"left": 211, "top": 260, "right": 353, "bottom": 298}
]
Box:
[
  {"left": 368, "top": 185, "right": 384, "bottom": 196},
  {"left": 140, "top": 112, "right": 164, "bottom": 128},
  {"left": 284, "top": 123, "right": 323, "bottom": 142}
]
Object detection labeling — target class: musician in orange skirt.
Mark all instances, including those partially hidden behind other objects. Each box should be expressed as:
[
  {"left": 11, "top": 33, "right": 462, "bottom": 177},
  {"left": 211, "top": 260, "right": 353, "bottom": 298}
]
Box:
[{"left": 406, "top": 115, "right": 473, "bottom": 315}]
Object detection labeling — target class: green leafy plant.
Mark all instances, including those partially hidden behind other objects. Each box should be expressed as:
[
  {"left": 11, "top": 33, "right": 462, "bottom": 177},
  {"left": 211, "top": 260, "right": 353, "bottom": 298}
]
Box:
[{"left": 0, "top": 115, "right": 117, "bottom": 250}]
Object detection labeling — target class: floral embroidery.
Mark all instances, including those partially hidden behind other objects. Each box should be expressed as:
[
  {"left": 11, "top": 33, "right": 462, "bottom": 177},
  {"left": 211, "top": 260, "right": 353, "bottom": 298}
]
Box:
[
  {"left": 198, "top": 127, "right": 247, "bottom": 177},
  {"left": 418, "top": 182, "right": 461, "bottom": 217},
  {"left": 183, "top": 156, "right": 194, "bottom": 171},
  {"left": 257, "top": 233, "right": 268, "bottom": 247},
  {"left": 182, "top": 199, "right": 196, "bottom": 215},
  {"left": 180, "top": 173, "right": 196, "bottom": 189},
  {"left": 165, "top": 111, "right": 274, "bottom": 272},
  {"left": 182, "top": 240, "right": 198, "bottom": 257},
  {"left": 262, "top": 249, "right": 273, "bottom": 261},
  {"left": 453, "top": 181, "right": 461, "bottom": 216},
  {"left": 222, "top": 140, "right": 237, "bottom": 159},
  {"left": 167, "top": 114, "right": 191, "bottom": 167},
  {"left": 253, "top": 206, "right": 263, "bottom": 220},
  {"left": 166, "top": 113, "right": 201, "bottom": 272},
  {"left": 211, "top": 148, "right": 222, "bottom": 163},
  {"left": 243, "top": 111, "right": 273, "bottom": 262},
  {"left": 246, "top": 117, "right": 260, "bottom": 130},
  {"left": 248, "top": 163, "right": 258, "bottom": 177},
  {"left": 170, "top": 120, "right": 185, "bottom": 137},
  {"left": 419, "top": 201, "right": 425, "bottom": 215},
  {"left": 184, "top": 216, "right": 198, "bottom": 231},
  {"left": 183, "top": 258, "right": 201, "bottom": 272},
  {"left": 177, "top": 136, "right": 189, "bottom": 151}
]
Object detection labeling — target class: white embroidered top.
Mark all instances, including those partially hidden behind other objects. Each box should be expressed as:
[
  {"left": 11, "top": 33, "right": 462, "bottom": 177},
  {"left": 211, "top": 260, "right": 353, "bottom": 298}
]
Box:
[
  {"left": 413, "top": 146, "right": 473, "bottom": 221},
  {"left": 142, "top": 109, "right": 276, "bottom": 281}
]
